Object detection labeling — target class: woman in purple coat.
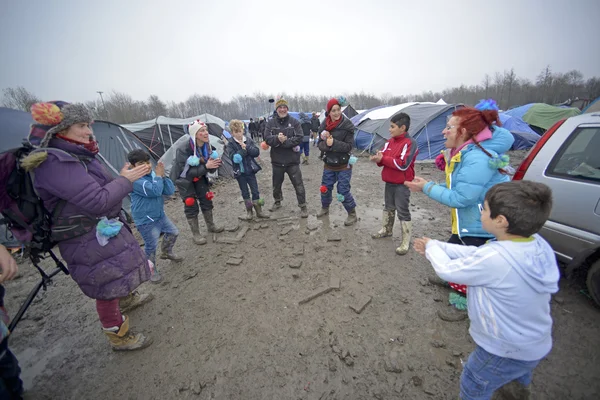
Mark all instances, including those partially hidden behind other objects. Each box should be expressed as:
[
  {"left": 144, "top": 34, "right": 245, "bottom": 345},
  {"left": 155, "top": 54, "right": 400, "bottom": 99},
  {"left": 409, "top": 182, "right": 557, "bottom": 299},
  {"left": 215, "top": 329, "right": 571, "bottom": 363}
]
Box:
[{"left": 21, "top": 101, "right": 154, "bottom": 351}]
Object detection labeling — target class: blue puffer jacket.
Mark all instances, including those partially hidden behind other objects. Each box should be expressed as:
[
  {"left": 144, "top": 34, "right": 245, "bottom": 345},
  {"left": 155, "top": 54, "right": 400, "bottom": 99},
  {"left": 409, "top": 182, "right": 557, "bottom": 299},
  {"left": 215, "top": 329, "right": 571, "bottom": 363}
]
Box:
[
  {"left": 131, "top": 172, "right": 176, "bottom": 226},
  {"left": 423, "top": 126, "right": 514, "bottom": 238}
]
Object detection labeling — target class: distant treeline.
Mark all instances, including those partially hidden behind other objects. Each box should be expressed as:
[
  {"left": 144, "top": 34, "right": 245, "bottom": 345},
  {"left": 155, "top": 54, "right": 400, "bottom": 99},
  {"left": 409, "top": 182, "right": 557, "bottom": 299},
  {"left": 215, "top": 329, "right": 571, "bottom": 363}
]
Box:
[{"left": 3, "top": 66, "right": 599, "bottom": 124}]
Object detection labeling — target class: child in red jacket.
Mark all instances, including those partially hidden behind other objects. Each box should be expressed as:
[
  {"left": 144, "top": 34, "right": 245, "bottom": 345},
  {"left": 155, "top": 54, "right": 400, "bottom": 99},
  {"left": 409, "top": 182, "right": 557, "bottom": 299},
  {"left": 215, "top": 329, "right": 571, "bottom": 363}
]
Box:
[{"left": 370, "top": 112, "right": 418, "bottom": 255}]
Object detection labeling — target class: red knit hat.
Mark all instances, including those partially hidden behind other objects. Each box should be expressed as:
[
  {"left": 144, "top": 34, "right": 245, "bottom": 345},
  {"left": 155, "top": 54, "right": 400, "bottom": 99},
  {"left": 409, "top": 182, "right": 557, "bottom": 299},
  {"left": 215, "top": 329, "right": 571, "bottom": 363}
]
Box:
[{"left": 326, "top": 98, "right": 339, "bottom": 113}]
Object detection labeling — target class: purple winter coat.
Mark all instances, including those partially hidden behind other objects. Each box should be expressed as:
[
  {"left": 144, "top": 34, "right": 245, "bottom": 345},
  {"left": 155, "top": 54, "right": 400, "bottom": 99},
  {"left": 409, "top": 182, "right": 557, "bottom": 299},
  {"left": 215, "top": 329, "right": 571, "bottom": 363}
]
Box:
[{"left": 30, "top": 138, "right": 150, "bottom": 300}]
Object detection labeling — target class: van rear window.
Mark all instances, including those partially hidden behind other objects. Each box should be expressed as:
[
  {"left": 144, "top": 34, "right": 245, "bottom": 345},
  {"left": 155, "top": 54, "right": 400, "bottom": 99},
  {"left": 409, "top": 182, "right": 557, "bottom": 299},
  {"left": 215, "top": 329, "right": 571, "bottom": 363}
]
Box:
[{"left": 547, "top": 127, "right": 600, "bottom": 184}]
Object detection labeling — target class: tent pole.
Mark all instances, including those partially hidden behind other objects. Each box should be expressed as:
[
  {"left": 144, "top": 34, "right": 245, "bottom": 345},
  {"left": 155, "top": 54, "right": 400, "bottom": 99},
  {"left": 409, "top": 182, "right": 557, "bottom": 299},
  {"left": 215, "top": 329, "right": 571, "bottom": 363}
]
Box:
[{"left": 166, "top": 125, "right": 174, "bottom": 151}]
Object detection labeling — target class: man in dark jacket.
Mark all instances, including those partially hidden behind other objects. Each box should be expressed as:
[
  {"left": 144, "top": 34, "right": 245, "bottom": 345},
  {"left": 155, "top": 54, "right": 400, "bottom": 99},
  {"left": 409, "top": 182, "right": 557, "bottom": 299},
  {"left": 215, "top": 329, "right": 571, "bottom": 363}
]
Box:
[
  {"left": 248, "top": 118, "right": 258, "bottom": 140},
  {"left": 311, "top": 112, "right": 320, "bottom": 146},
  {"left": 263, "top": 98, "right": 308, "bottom": 217},
  {"left": 298, "top": 112, "right": 312, "bottom": 164},
  {"left": 258, "top": 117, "right": 266, "bottom": 140}
]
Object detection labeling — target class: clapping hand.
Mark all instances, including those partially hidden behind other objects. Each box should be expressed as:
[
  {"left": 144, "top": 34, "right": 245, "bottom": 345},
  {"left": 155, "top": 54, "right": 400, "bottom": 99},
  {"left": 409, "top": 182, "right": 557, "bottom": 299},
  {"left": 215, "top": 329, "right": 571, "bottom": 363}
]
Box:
[
  {"left": 155, "top": 162, "right": 165, "bottom": 177},
  {"left": 278, "top": 132, "right": 287, "bottom": 143},
  {"left": 120, "top": 163, "right": 151, "bottom": 182},
  {"left": 206, "top": 158, "right": 222, "bottom": 169},
  {"left": 0, "top": 245, "right": 18, "bottom": 283},
  {"left": 404, "top": 177, "right": 429, "bottom": 192},
  {"left": 370, "top": 151, "right": 383, "bottom": 163},
  {"left": 413, "top": 237, "right": 432, "bottom": 256}
]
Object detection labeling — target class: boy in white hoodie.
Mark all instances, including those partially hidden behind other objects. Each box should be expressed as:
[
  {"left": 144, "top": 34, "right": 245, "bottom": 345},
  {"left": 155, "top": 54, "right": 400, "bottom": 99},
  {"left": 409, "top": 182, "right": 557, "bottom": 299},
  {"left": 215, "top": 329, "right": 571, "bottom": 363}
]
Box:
[{"left": 414, "top": 180, "right": 559, "bottom": 400}]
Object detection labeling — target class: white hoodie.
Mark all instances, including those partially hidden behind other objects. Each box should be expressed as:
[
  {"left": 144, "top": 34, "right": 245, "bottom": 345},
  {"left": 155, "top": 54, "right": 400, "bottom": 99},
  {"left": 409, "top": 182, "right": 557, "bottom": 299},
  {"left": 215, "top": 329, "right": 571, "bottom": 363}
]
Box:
[{"left": 425, "top": 234, "right": 559, "bottom": 361}]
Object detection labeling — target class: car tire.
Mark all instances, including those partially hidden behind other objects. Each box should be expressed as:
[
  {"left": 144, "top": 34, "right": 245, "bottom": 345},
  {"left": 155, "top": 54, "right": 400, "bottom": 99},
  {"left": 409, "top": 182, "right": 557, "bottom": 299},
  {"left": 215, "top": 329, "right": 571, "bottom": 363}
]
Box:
[{"left": 586, "top": 260, "right": 600, "bottom": 306}]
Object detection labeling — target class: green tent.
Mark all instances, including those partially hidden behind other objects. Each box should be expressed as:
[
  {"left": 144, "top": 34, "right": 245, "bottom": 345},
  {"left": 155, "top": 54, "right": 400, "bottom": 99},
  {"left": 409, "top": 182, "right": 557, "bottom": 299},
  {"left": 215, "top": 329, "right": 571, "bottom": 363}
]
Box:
[{"left": 506, "top": 103, "right": 581, "bottom": 132}]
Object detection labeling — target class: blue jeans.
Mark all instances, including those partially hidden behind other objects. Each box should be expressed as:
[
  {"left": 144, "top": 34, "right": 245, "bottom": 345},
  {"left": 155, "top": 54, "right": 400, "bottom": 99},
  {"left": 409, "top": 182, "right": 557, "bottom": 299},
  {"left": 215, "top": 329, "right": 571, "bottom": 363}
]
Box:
[
  {"left": 460, "top": 346, "right": 540, "bottom": 400},
  {"left": 136, "top": 215, "right": 179, "bottom": 258},
  {"left": 299, "top": 142, "right": 310, "bottom": 156},
  {"left": 237, "top": 174, "right": 260, "bottom": 200},
  {"left": 321, "top": 168, "right": 356, "bottom": 211}
]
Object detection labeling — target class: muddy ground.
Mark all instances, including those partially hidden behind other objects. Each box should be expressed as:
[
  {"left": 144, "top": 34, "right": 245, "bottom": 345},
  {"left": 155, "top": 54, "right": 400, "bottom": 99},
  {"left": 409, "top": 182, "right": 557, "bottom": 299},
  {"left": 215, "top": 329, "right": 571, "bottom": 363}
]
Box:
[{"left": 4, "top": 148, "right": 600, "bottom": 400}]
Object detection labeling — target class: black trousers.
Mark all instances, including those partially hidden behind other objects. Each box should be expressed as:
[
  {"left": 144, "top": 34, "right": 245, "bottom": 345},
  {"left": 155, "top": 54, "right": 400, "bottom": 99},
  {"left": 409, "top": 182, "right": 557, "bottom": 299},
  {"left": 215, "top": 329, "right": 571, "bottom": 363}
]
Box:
[
  {"left": 448, "top": 234, "right": 488, "bottom": 247},
  {"left": 183, "top": 178, "right": 213, "bottom": 218},
  {"left": 272, "top": 164, "right": 306, "bottom": 206},
  {"left": 0, "top": 338, "right": 23, "bottom": 400}
]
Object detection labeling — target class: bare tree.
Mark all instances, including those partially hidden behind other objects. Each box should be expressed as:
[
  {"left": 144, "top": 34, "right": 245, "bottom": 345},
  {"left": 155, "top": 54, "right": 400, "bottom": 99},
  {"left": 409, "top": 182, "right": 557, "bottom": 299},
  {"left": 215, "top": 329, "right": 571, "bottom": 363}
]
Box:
[
  {"left": 1, "top": 86, "right": 41, "bottom": 111},
  {"left": 146, "top": 95, "right": 167, "bottom": 119},
  {"left": 503, "top": 68, "right": 517, "bottom": 109}
]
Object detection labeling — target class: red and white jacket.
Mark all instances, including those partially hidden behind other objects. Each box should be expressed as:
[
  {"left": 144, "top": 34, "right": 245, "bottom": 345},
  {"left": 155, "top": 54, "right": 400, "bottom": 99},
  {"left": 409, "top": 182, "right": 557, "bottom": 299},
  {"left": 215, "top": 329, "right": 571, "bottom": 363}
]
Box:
[{"left": 377, "top": 133, "right": 418, "bottom": 184}]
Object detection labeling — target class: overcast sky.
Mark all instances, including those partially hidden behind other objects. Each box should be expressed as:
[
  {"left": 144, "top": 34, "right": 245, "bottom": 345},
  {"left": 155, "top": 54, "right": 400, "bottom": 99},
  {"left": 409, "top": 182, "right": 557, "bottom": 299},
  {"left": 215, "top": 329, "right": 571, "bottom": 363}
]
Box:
[{"left": 1, "top": 0, "right": 599, "bottom": 104}]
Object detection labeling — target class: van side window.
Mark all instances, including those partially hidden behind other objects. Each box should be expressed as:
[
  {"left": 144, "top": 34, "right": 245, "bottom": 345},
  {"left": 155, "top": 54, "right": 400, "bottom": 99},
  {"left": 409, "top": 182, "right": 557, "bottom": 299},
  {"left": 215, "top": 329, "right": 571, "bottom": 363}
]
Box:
[{"left": 547, "top": 127, "right": 600, "bottom": 184}]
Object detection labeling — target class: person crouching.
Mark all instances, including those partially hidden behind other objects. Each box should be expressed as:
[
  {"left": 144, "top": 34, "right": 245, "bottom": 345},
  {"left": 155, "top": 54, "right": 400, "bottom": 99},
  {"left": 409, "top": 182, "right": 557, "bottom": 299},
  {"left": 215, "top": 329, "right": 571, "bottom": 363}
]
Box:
[
  {"left": 226, "top": 119, "right": 270, "bottom": 221},
  {"left": 170, "top": 120, "right": 224, "bottom": 245}
]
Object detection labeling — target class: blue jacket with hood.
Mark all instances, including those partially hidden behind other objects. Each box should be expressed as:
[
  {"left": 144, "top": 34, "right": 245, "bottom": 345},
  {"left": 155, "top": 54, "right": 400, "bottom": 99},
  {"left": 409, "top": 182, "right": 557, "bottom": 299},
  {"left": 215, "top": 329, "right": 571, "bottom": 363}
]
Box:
[
  {"left": 423, "top": 126, "right": 514, "bottom": 238},
  {"left": 131, "top": 172, "right": 176, "bottom": 226}
]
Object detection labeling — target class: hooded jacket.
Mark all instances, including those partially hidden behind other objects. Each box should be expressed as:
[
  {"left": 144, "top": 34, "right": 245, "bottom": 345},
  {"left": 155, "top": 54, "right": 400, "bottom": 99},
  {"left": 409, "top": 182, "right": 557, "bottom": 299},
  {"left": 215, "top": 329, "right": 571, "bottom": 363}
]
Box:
[
  {"left": 423, "top": 126, "right": 514, "bottom": 238},
  {"left": 130, "top": 172, "right": 176, "bottom": 226},
  {"left": 425, "top": 235, "right": 559, "bottom": 361},
  {"left": 21, "top": 138, "right": 150, "bottom": 300},
  {"left": 263, "top": 114, "right": 303, "bottom": 166}
]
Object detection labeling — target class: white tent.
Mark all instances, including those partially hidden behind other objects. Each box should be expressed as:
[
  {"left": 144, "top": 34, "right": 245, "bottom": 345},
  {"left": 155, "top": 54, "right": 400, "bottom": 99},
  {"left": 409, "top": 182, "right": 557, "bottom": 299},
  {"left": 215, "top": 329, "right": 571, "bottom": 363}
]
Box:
[{"left": 122, "top": 114, "right": 226, "bottom": 158}]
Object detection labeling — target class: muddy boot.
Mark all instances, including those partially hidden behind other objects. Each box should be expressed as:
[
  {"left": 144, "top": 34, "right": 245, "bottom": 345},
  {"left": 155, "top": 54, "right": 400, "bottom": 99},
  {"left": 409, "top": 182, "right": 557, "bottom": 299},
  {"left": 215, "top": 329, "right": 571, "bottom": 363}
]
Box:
[
  {"left": 120, "top": 291, "right": 154, "bottom": 313},
  {"left": 428, "top": 275, "right": 450, "bottom": 288},
  {"left": 148, "top": 252, "right": 162, "bottom": 283},
  {"left": 103, "top": 316, "right": 153, "bottom": 351},
  {"left": 269, "top": 201, "right": 282, "bottom": 212},
  {"left": 160, "top": 234, "right": 183, "bottom": 262},
  {"left": 344, "top": 208, "right": 357, "bottom": 226},
  {"left": 299, "top": 204, "right": 309, "bottom": 218},
  {"left": 302, "top": 155, "right": 309, "bottom": 165},
  {"left": 253, "top": 200, "right": 270, "bottom": 219},
  {"left": 187, "top": 217, "right": 207, "bottom": 245},
  {"left": 395, "top": 221, "right": 412, "bottom": 255},
  {"left": 437, "top": 308, "right": 468, "bottom": 322},
  {"left": 203, "top": 210, "right": 224, "bottom": 233},
  {"left": 371, "top": 210, "right": 395, "bottom": 239},
  {"left": 238, "top": 200, "right": 254, "bottom": 221},
  {"left": 492, "top": 380, "right": 532, "bottom": 400},
  {"left": 316, "top": 207, "right": 329, "bottom": 218}
]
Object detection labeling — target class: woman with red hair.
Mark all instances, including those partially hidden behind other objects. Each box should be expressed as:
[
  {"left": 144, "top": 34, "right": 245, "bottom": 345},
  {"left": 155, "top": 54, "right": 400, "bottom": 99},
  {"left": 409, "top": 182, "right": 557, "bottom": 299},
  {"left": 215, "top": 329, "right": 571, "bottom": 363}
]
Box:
[{"left": 405, "top": 100, "right": 514, "bottom": 320}]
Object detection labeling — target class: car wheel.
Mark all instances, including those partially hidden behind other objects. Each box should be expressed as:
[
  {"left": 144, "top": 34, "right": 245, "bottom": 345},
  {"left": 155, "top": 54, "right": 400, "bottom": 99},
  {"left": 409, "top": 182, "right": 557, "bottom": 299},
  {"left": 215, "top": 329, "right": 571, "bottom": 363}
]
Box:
[{"left": 586, "top": 260, "right": 600, "bottom": 306}]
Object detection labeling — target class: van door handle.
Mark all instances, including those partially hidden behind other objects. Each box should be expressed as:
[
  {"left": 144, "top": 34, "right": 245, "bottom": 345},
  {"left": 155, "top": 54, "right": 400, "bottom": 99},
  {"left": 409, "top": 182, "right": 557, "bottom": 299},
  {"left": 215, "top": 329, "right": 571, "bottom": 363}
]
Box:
[{"left": 595, "top": 199, "right": 600, "bottom": 217}]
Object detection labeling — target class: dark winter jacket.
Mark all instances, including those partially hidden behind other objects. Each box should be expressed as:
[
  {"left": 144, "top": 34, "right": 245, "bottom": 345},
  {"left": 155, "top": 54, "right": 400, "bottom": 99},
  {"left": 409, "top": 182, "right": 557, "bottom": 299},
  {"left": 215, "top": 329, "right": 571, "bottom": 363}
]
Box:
[
  {"left": 225, "top": 137, "right": 262, "bottom": 178},
  {"left": 299, "top": 113, "right": 312, "bottom": 143},
  {"left": 318, "top": 115, "right": 355, "bottom": 169},
  {"left": 311, "top": 116, "right": 320, "bottom": 132},
  {"left": 131, "top": 173, "right": 176, "bottom": 226},
  {"left": 258, "top": 120, "right": 266, "bottom": 134},
  {"left": 23, "top": 138, "right": 150, "bottom": 300},
  {"left": 249, "top": 121, "right": 258, "bottom": 133},
  {"left": 263, "top": 114, "right": 303, "bottom": 166},
  {"left": 170, "top": 138, "right": 218, "bottom": 198}
]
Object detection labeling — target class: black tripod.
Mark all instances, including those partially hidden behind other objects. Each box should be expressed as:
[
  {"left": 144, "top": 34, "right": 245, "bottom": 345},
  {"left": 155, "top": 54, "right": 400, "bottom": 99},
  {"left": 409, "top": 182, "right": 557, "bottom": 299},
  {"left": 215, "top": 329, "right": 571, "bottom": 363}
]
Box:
[{"left": 7, "top": 250, "right": 68, "bottom": 332}]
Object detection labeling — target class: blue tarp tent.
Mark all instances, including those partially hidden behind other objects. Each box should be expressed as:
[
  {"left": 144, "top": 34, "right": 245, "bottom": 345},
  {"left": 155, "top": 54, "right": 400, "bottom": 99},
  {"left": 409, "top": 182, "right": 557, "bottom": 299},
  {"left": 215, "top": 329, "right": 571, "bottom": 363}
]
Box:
[
  {"left": 353, "top": 103, "right": 464, "bottom": 160},
  {"left": 499, "top": 112, "right": 540, "bottom": 150}
]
